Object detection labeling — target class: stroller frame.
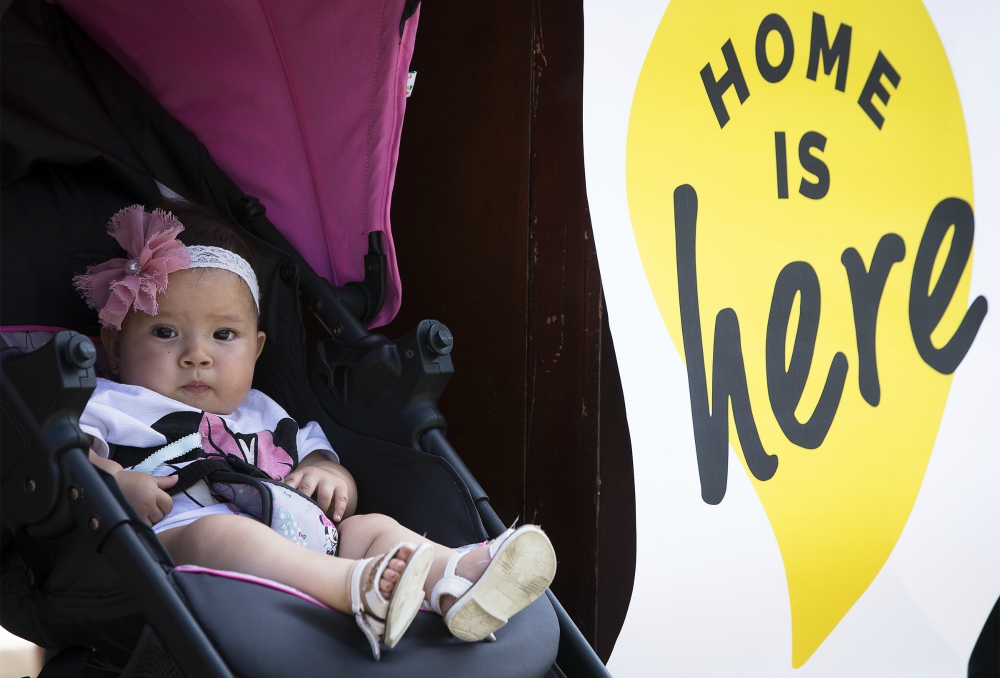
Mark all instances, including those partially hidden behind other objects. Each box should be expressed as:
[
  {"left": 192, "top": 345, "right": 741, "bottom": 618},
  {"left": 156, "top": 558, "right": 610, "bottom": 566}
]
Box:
[
  {"left": 0, "top": 1, "right": 611, "bottom": 675},
  {"left": 1, "top": 333, "right": 233, "bottom": 678}
]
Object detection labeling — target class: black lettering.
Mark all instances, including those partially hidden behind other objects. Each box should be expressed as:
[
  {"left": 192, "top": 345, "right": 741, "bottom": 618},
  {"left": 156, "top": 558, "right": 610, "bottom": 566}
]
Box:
[
  {"left": 806, "top": 12, "right": 852, "bottom": 92},
  {"left": 756, "top": 14, "right": 795, "bottom": 83},
  {"left": 775, "top": 132, "right": 789, "bottom": 199},
  {"left": 700, "top": 39, "right": 750, "bottom": 129},
  {"left": 858, "top": 52, "right": 900, "bottom": 129},
  {"left": 766, "top": 262, "right": 848, "bottom": 449},
  {"left": 798, "top": 131, "right": 829, "bottom": 200},
  {"left": 909, "top": 198, "right": 988, "bottom": 373},
  {"left": 842, "top": 234, "right": 906, "bottom": 406},
  {"left": 675, "top": 185, "right": 777, "bottom": 505}
]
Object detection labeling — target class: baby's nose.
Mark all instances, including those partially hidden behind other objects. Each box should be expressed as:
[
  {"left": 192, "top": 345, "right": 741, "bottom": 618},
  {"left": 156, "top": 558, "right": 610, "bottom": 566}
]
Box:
[{"left": 181, "top": 345, "right": 213, "bottom": 367}]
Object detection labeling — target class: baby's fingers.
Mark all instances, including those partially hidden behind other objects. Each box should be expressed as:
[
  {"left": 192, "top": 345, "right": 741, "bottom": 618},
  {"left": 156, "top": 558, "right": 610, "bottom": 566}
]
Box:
[
  {"left": 155, "top": 475, "right": 179, "bottom": 490},
  {"left": 145, "top": 506, "right": 164, "bottom": 527},
  {"left": 294, "top": 476, "right": 315, "bottom": 497},
  {"left": 331, "top": 484, "right": 349, "bottom": 522},
  {"left": 286, "top": 471, "right": 314, "bottom": 495},
  {"left": 314, "top": 480, "right": 335, "bottom": 514},
  {"left": 154, "top": 490, "right": 173, "bottom": 523}
]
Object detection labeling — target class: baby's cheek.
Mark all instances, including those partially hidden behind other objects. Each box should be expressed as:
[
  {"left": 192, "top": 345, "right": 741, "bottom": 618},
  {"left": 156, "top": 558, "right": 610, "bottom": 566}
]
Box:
[
  {"left": 224, "top": 351, "right": 259, "bottom": 404},
  {"left": 120, "top": 355, "right": 157, "bottom": 389}
]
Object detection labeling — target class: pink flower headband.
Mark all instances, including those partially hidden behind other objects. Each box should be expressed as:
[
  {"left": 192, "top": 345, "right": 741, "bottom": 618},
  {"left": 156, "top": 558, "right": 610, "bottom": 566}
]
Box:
[
  {"left": 74, "top": 205, "right": 261, "bottom": 330},
  {"left": 74, "top": 206, "right": 191, "bottom": 330}
]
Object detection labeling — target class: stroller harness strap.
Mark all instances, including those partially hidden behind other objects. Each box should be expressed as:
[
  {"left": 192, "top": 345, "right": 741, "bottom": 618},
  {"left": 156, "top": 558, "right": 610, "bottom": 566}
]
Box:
[
  {"left": 133, "top": 432, "right": 203, "bottom": 473},
  {"left": 167, "top": 458, "right": 241, "bottom": 496},
  {"left": 109, "top": 442, "right": 203, "bottom": 470}
]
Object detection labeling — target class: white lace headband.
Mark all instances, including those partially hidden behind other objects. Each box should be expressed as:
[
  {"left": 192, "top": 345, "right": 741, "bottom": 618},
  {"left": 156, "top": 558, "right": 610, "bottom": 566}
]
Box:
[
  {"left": 188, "top": 246, "right": 260, "bottom": 312},
  {"left": 74, "top": 206, "right": 261, "bottom": 329}
]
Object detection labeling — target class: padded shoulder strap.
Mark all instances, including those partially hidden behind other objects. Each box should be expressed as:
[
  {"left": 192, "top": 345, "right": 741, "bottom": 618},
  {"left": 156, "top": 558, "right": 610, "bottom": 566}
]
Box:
[
  {"left": 166, "top": 459, "right": 232, "bottom": 496},
  {"left": 166, "top": 454, "right": 271, "bottom": 495}
]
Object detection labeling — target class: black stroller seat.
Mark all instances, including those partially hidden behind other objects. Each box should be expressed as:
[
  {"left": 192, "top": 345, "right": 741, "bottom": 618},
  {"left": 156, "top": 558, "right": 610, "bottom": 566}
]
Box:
[{"left": 0, "top": 1, "right": 608, "bottom": 675}]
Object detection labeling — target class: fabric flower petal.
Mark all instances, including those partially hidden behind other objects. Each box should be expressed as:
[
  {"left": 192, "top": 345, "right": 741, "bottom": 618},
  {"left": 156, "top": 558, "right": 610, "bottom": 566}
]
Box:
[
  {"left": 142, "top": 259, "right": 170, "bottom": 290},
  {"left": 98, "top": 279, "right": 139, "bottom": 330},
  {"left": 74, "top": 265, "right": 125, "bottom": 309},
  {"left": 74, "top": 205, "right": 191, "bottom": 328},
  {"left": 134, "top": 282, "right": 158, "bottom": 315},
  {"left": 107, "top": 205, "right": 148, "bottom": 256}
]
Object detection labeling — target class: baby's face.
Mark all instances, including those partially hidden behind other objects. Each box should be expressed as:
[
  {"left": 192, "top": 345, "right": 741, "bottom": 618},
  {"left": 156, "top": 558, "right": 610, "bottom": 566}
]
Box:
[{"left": 103, "top": 268, "right": 265, "bottom": 415}]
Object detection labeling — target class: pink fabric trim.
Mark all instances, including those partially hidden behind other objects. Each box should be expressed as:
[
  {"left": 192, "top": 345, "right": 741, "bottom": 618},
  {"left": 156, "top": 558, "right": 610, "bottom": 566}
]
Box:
[
  {"left": 54, "top": 0, "right": 420, "bottom": 328},
  {"left": 173, "top": 564, "right": 332, "bottom": 611}
]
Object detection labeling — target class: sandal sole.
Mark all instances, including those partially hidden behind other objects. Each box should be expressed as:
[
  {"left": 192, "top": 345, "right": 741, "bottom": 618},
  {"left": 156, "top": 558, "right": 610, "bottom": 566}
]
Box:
[
  {"left": 383, "top": 542, "right": 434, "bottom": 649},
  {"left": 445, "top": 526, "right": 557, "bottom": 642}
]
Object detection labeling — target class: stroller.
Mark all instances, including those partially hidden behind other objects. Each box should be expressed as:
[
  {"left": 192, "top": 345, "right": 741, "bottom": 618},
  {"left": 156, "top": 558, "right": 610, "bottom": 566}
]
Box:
[{"left": 0, "top": 0, "right": 611, "bottom": 676}]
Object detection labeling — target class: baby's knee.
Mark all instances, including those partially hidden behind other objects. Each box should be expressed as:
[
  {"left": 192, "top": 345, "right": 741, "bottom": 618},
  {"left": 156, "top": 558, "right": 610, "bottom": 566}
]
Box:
[
  {"left": 158, "top": 514, "right": 245, "bottom": 561},
  {"left": 157, "top": 519, "right": 210, "bottom": 562},
  {"left": 339, "top": 512, "right": 399, "bottom": 533}
]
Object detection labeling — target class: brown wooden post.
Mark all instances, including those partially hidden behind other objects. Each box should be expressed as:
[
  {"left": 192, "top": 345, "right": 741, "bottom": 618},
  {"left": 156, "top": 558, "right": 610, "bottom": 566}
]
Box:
[{"left": 384, "top": 0, "right": 635, "bottom": 662}]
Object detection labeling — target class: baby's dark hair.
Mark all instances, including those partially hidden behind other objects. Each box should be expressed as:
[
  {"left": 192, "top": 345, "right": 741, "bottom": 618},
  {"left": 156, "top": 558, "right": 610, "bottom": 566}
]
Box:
[{"left": 154, "top": 199, "right": 259, "bottom": 280}]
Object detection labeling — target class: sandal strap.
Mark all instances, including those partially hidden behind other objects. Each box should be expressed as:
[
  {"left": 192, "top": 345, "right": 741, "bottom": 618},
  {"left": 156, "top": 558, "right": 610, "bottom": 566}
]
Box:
[
  {"left": 488, "top": 526, "right": 517, "bottom": 558},
  {"left": 428, "top": 526, "right": 514, "bottom": 617},
  {"left": 350, "top": 556, "right": 375, "bottom": 617},
  {"left": 362, "top": 552, "right": 392, "bottom": 619},
  {"left": 429, "top": 528, "right": 516, "bottom": 616},
  {"left": 351, "top": 541, "right": 412, "bottom": 660},
  {"left": 363, "top": 540, "right": 415, "bottom": 619},
  {"left": 429, "top": 552, "right": 473, "bottom": 615},
  {"left": 350, "top": 556, "right": 384, "bottom": 660},
  {"left": 355, "top": 611, "right": 385, "bottom": 661}
]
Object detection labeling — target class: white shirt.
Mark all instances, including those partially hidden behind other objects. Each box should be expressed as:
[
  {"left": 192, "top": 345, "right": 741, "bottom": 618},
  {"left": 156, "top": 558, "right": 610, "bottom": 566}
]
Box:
[{"left": 80, "top": 378, "right": 337, "bottom": 532}]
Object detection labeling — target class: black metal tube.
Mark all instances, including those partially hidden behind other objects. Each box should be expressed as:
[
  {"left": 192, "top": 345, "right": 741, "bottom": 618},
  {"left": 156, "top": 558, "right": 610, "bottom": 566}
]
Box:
[
  {"left": 240, "top": 212, "right": 372, "bottom": 340},
  {"left": 102, "top": 526, "right": 235, "bottom": 678},
  {"left": 419, "top": 428, "right": 489, "bottom": 506},
  {"left": 418, "top": 428, "right": 612, "bottom": 678},
  {"left": 62, "top": 449, "right": 235, "bottom": 678},
  {"left": 545, "top": 591, "right": 613, "bottom": 678}
]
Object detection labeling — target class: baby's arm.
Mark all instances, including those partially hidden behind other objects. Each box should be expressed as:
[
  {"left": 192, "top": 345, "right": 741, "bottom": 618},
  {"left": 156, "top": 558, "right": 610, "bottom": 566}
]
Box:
[
  {"left": 282, "top": 452, "right": 358, "bottom": 522},
  {"left": 88, "top": 446, "right": 178, "bottom": 526}
]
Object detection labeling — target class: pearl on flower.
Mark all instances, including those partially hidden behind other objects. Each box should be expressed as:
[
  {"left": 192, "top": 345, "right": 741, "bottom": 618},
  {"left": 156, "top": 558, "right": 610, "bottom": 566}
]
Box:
[{"left": 125, "top": 260, "right": 141, "bottom": 276}]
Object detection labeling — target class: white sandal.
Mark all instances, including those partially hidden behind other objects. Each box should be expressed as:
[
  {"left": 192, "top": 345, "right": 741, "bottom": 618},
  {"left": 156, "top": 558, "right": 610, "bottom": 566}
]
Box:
[
  {"left": 429, "top": 525, "right": 557, "bottom": 642},
  {"left": 351, "top": 541, "right": 434, "bottom": 659}
]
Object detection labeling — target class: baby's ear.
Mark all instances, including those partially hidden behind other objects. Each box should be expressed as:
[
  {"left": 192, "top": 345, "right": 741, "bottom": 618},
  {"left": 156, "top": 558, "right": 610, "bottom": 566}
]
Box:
[
  {"left": 100, "top": 325, "right": 122, "bottom": 374},
  {"left": 255, "top": 331, "right": 266, "bottom": 360}
]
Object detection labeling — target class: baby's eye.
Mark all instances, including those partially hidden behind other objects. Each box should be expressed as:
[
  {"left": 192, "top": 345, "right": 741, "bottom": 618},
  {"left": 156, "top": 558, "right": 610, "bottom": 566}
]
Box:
[
  {"left": 152, "top": 326, "right": 177, "bottom": 339},
  {"left": 214, "top": 329, "right": 237, "bottom": 341}
]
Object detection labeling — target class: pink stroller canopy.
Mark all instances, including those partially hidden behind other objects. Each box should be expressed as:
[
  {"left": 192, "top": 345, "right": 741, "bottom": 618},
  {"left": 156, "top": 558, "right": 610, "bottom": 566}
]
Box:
[{"left": 54, "top": 0, "right": 419, "bottom": 328}]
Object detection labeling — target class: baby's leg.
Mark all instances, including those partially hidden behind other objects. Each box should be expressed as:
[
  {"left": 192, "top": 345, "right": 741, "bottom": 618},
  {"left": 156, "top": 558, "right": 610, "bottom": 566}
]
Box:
[
  {"left": 339, "top": 513, "right": 557, "bottom": 642},
  {"left": 336, "top": 514, "right": 509, "bottom": 615},
  {"left": 157, "top": 515, "right": 415, "bottom": 614}
]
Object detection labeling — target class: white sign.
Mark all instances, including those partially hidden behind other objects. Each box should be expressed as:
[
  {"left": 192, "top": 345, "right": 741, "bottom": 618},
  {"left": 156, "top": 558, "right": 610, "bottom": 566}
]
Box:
[{"left": 583, "top": 0, "right": 999, "bottom": 674}]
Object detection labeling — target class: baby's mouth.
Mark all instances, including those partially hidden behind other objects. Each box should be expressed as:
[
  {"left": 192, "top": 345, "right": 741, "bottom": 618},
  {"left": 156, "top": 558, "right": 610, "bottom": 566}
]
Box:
[{"left": 183, "top": 381, "right": 210, "bottom": 394}]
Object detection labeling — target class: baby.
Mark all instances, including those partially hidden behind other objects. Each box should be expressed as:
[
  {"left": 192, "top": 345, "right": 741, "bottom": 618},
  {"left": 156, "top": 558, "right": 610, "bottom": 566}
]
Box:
[{"left": 77, "top": 202, "right": 556, "bottom": 659}]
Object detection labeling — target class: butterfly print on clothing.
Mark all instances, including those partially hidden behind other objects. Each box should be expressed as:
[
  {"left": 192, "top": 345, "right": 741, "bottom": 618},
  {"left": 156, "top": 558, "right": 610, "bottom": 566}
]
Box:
[
  {"left": 109, "top": 411, "right": 300, "bottom": 481},
  {"left": 199, "top": 414, "right": 298, "bottom": 480}
]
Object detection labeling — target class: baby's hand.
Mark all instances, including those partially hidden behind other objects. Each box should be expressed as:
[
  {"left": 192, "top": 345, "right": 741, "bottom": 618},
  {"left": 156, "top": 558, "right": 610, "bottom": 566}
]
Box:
[
  {"left": 283, "top": 454, "right": 356, "bottom": 522},
  {"left": 115, "top": 472, "right": 178, "bottom": 527}
]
